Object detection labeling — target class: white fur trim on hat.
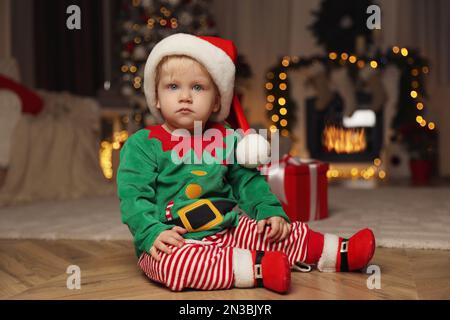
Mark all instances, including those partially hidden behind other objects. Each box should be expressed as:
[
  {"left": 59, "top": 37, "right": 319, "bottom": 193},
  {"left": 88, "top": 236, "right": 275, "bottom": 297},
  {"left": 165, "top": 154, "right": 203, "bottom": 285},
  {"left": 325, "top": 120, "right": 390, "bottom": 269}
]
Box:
[
  {"left": 143, "top": 33, "right": 235, "bottom": 123},
  {"left": 317, "top": 234, "right": 339, "bottom": 272},
  {"left": 232, "top": 248, "right": 254, "bottom": 288},
  {"left": 236, "top": 133, "right": 271, "bottom": 168}
]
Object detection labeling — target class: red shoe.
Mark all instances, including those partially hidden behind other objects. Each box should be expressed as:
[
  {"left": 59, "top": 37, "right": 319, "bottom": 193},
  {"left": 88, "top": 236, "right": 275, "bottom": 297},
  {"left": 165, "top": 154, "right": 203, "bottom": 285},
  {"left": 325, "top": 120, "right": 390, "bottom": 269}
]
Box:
[
  {"left": 317, "top": 228, "right": 376, "bottom": 272},
  {"left": 233, "top": 249, "right": 291, "bottom": 293}
]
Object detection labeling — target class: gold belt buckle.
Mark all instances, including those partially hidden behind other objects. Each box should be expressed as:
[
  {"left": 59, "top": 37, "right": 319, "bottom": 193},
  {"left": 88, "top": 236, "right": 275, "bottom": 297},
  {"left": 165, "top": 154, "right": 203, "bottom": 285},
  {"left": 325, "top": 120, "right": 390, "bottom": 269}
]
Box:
[{"left": 177, "top": 199, "right": 224, "bottom": 232}]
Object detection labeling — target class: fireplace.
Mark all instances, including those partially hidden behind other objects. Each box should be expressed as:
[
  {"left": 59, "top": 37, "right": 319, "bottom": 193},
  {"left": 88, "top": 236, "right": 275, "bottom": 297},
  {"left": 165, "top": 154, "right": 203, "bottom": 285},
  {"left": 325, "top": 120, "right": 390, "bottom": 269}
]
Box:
[{"left": 306, "top": 93, "right": 383, "bottom": 163}]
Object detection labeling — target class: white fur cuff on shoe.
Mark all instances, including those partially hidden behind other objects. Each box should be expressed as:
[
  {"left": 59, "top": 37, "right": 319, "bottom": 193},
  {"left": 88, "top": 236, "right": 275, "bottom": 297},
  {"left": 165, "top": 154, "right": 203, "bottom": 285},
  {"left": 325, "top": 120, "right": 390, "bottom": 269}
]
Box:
[
  {"left": 317, "top": 234, "right": 340, "bottom": 272},
  {"left": 232, "top": 248, "right": 254, "bottom": 288}
]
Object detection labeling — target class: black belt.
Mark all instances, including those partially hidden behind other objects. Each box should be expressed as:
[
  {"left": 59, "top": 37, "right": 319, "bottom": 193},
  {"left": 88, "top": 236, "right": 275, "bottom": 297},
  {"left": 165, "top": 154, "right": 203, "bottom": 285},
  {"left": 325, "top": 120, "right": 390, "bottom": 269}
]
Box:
[
  {"left": 164, "top": 199, "right": 236, "bottom": 232},
  {"left": 340, "top": 238, "right": 349, "bottom": 272},
  {"left": 255, "top": 251, "right": 264, "bottom": 287}
]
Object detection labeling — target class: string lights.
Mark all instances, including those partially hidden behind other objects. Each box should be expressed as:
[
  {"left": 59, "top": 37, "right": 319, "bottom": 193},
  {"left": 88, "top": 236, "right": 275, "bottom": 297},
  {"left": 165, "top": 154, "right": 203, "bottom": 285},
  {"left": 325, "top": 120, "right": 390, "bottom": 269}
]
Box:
[
  {"left": 265, "top": 56, "right": 292, "bottom": 138},
  {"left": 100, "top": 130, "right": 129, "bottom": 179},
  {"left": 326, "top": 158, "right": 386, "bottom": 181},
  {"left": 388, "top": 46, "right": 435, "bottom": 131}
]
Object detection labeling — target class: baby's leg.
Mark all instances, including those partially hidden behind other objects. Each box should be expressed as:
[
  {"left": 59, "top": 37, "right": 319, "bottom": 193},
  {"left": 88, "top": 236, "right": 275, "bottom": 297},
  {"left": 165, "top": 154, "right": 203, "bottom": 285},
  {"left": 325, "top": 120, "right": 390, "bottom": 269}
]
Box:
[
  {"left": 138, "top": 240, "right": 234, "bottom": 291},
  {"left": 229, "top": 215, "right": 375, "bottom": 272},
  {"left": 138, "top": 237, "right": 290, "bottom": 293},
  {"left": 225, "top": 215, "right": 310, "bottom": 267}
]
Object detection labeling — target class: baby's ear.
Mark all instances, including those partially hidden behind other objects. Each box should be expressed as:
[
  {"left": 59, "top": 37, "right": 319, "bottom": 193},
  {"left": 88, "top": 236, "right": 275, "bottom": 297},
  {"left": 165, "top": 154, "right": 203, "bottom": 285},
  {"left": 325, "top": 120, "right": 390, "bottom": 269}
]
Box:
[{"left": 212, "top": 95, "right": 221, "bottom": 113}]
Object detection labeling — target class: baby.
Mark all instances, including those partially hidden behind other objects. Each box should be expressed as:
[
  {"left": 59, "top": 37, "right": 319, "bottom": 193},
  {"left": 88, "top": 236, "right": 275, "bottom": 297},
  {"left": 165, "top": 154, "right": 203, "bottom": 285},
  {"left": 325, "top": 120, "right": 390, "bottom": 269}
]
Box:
[{"left": 117, "top": 33, "right": 375, "bottom": 293}]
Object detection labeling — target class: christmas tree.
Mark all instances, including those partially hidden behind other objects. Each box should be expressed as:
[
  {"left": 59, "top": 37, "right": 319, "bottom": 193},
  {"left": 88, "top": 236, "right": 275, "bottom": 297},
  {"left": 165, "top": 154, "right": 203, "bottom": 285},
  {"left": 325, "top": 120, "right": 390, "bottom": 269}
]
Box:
[{"left": 309, "top": 0, "right": 374, "bottom": 54}]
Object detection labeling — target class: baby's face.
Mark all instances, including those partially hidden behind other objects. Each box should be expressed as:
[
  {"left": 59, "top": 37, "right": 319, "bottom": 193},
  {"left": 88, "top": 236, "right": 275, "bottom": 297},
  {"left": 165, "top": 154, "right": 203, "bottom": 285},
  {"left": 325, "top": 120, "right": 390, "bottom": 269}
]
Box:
[{"left": 156, "top": 57, "right": 220, "bottom": 132}]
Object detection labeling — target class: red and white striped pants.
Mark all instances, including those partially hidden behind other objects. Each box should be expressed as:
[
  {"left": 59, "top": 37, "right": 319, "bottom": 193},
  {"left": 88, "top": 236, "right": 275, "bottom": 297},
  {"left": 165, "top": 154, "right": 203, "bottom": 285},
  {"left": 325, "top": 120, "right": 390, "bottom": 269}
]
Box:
[{"left": 138, "top": 215, "right": 311, "bottom": 291}]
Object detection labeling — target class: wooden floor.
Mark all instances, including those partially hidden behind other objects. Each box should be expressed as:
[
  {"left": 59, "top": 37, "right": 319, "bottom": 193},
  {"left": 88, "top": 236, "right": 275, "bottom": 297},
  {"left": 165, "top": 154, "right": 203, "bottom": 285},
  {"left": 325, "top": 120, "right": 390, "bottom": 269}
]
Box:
[{"left": 0, "top": 239, "right": 449, "bottom": 300}]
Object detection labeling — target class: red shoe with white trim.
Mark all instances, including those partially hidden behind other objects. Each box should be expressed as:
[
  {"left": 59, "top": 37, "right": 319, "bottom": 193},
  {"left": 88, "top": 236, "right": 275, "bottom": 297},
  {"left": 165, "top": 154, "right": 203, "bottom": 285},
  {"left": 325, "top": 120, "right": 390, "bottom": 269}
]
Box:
[
  {"left": 317, "top": 228, "right": 376, "bottom": 272},
  {"left": 233, "top": 249, "right": 291, "bottom": 293}
]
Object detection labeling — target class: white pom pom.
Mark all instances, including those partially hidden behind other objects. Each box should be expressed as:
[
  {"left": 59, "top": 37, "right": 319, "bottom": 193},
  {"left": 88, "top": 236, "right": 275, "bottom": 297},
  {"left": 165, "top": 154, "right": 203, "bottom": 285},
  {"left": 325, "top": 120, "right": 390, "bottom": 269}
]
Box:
[{"left": 236, "top": 133, "right": 271, "bottom": 168}]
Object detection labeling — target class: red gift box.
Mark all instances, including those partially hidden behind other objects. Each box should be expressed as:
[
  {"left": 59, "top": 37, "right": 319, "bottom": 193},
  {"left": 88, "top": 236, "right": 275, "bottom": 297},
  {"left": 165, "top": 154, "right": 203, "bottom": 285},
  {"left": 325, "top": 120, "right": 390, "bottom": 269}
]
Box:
[{"left": 259, "top": 155, "right": 329, "bottom": 222}]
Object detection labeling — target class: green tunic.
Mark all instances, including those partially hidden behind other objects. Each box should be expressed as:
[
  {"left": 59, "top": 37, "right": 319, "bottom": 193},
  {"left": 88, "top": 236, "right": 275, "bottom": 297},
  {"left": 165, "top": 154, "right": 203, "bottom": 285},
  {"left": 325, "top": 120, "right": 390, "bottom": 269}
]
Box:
[{"left": 117, "top": 122, "right": 289, "bottom": 257}]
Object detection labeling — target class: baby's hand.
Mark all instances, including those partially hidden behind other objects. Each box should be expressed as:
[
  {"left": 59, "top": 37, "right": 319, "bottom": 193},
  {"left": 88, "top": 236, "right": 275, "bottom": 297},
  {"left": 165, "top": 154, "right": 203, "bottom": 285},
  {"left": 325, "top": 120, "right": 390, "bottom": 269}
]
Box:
[
  {"left": 149, "top": 226, "right": 187, "bottom": 261},
  {"left": 257, "top": 216, "right": 291, "bottom": 243}
]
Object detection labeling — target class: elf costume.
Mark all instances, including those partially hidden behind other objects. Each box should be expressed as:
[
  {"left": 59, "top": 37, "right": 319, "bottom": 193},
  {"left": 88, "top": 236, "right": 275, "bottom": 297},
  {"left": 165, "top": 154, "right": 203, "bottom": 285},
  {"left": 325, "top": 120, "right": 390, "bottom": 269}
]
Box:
[{"left": 117, "top": 33, "right": 376, "bottom": 293}]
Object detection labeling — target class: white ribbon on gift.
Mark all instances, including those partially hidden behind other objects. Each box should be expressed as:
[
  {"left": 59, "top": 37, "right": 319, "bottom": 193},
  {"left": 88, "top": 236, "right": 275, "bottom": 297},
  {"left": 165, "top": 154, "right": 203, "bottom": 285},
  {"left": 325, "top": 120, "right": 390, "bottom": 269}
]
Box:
[
  {"left": 308, "top": 163, "right": 318, "bottom": 221},
  {"left": 265, "top": 156, "right": 319, "bottom": 221}
]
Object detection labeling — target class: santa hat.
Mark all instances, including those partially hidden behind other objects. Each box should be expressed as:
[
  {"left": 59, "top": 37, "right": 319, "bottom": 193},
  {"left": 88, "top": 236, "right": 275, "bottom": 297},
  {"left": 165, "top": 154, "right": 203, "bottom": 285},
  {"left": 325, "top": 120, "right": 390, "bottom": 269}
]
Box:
[{"left": 143, "top": 33, "right": 270, "bottom": 168}]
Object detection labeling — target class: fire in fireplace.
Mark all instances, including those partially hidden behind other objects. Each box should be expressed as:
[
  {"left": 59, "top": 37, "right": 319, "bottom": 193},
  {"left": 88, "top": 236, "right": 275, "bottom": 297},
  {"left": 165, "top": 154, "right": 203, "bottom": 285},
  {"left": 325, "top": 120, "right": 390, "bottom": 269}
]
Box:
[
  {"left": 322, "top": 125, "right": 367, "bottom": 154},
  {"left": 306, "top": 93, "right": 383, "bottom": 163}
]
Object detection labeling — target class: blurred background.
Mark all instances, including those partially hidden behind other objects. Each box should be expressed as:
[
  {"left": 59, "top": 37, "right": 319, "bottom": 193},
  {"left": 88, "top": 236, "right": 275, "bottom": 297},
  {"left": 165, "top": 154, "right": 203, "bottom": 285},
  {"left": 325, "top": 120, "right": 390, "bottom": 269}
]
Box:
[
  {"left": 0, "top": 0, "right": 449, "bottom": 203},
  {"left": 1, "top": 1, "right": 450, "bottom": 300}
]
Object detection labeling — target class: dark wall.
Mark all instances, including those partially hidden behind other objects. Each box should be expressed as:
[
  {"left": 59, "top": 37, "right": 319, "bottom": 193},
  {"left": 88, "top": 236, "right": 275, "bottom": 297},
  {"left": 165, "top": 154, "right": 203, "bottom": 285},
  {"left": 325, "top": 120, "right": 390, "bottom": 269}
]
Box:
[
  {"left": 33, "top": 0, "right": 104, "bottom": 96},
  {"left": 11, "top": 0, "right": 111, "bottom": 97},
  {"left": 12, "top": 0, "right": 35, "bottom": 87}
]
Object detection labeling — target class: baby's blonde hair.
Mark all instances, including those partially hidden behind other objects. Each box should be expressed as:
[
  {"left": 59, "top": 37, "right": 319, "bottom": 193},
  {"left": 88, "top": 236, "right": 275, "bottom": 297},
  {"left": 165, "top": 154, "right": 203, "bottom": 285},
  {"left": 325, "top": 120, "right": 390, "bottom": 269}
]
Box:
[{"left": 155, "top": 55, "right": 220, "bottom": 99}]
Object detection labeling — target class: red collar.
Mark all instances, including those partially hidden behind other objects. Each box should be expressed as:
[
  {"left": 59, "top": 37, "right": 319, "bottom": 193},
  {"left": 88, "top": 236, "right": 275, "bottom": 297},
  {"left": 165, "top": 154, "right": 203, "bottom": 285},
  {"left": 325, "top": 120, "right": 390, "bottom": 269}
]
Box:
[{"left": 146, "top": 122, "right": 232, "bottom": 163}]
